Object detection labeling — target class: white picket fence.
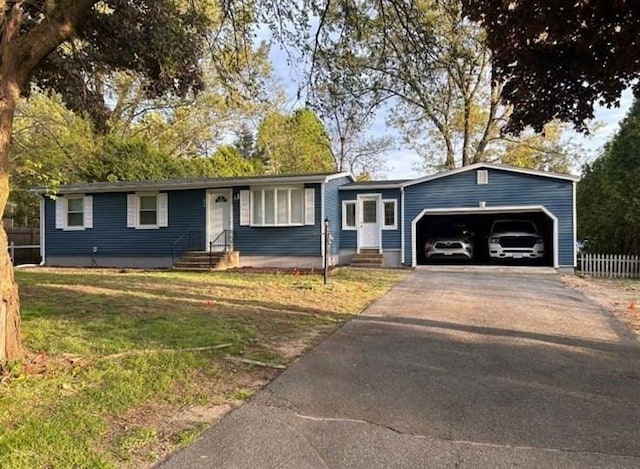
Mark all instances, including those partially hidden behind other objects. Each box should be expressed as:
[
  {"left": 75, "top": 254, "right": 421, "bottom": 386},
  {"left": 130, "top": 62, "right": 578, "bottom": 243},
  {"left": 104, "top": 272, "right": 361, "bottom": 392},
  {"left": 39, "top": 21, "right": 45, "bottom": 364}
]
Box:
[{"left": 578, "top": 253, "right": 640, "bottom": 278}]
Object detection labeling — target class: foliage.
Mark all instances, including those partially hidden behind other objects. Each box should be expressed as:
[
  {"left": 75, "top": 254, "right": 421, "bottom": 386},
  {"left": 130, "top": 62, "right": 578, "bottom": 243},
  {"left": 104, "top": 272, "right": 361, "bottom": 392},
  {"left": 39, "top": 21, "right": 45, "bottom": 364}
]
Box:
[
  {"left": 463, "top": 0, "right": 640, "bottom": 133},
  {"left": 105, "top": 41, "right": 274, "bottom": 159},
  {"left": 234, "top": 124, "right": 258, "bottom": 160},
  {"left": 10, "top": 93, "right": 98, "bottom": 224},
  {"left": 9, "top": 93, "right": 264, "bottom": 225},
  {"left": 500, "top": 122, "right": 577, "bottom": 173},
  {"left": 256, "top": 108, "right": 336, "bottom": 174},
  {"left": 577, "top": 98, "right": 640, "bottom": 254},
  {"left": 28, "top": 1, "right": 215, "bottom": 132},
  {"left": 309, "top": 0, "right": 574, "bottom": 172},
  {"left": 311, "top": 76, "right": 392, "bottom": 178}
]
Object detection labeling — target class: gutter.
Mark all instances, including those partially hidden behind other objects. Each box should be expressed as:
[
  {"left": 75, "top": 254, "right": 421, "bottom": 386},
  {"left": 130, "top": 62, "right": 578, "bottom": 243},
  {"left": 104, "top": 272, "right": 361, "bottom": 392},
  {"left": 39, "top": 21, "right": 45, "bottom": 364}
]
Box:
[{"left": 39, "top": 195, "right": 45, "bottom": 266}]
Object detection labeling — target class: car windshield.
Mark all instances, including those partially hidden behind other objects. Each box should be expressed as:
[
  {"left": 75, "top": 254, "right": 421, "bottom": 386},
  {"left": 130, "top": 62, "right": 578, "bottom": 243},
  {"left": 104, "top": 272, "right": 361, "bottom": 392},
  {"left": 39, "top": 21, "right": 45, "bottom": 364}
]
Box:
[
  {"left": 492, "top": 220, "right": 536, "bottom": 234},
  {"left": 436, "top": 225, "right": 469, "bottom": 237}
]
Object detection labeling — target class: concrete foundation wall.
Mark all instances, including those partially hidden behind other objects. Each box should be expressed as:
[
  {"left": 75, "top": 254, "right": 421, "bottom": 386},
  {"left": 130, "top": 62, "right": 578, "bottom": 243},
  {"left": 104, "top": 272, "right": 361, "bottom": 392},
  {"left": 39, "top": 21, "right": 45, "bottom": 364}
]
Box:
[
  {"left": 383, "top": 250, "right": 402, "bottom": 267},
  {"left": 239, "top": 256, "right": 324, "bottom": 269},
  {"left": 47, "top": 256, "right": 173, "bottom": 269}
]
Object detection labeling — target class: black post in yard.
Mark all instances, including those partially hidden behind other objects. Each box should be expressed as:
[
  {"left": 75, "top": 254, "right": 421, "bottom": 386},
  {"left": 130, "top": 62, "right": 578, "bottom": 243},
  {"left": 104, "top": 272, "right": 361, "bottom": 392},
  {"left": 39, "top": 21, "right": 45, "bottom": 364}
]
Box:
[
  {"left": 324, "top": 218, "right": 329, "bottom": 285},
  {"left": 209, "top": 241, "right": 213, "bottom": 269}
]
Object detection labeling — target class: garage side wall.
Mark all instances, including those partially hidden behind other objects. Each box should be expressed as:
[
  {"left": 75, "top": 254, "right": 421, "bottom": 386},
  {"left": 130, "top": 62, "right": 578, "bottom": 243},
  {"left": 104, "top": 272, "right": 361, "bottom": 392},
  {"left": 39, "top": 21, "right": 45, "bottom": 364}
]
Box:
[{"left": 402, "top": 169, "right": 575, "bottom": 267}]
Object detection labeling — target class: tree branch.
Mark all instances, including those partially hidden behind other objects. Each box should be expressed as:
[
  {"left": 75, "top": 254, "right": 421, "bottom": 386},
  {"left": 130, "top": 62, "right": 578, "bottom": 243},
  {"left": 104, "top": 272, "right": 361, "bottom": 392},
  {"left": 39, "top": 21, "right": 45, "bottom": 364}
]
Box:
[{"left": 14, "top": 0, "right": 98, "bottom": 87}]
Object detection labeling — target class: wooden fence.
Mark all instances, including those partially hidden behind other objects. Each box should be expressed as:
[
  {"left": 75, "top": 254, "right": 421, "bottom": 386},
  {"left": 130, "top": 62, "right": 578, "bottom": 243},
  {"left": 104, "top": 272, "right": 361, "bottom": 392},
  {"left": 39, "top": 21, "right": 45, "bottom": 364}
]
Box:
[
  {"left": 6, "top": 227, "right": 41, "bottom": 265},
  {"left": 6, "top": 227, "right": 39, "bottom": 246},
  {"left": 578, "top": 253, "right": 640, "bottom": 278}
]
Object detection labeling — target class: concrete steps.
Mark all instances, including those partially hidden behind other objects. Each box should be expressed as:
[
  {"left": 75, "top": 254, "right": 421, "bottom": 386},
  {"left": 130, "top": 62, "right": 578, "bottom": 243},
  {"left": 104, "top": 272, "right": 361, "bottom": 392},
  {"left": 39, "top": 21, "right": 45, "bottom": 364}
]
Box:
[
  {"left": 351, "top": 251, "right": 384, "bottom": 268},
  {"left": 174, "top": 251, "right": 239, "bottom": 270}
]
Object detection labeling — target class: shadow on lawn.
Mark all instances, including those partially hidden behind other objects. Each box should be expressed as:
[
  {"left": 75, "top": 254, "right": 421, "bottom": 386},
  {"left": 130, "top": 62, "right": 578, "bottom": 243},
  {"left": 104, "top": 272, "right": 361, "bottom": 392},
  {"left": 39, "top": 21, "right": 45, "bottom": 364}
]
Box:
[{"left": 19, "top": 283, "right": 341, "bottom": 356}]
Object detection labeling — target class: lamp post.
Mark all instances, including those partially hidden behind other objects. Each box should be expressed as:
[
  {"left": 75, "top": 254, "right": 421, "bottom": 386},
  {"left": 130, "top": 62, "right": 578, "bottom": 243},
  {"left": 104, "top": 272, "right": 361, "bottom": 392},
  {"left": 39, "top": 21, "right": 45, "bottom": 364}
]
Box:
[{"left": 324, "top": 218, "right": 330, "bottom": 285}]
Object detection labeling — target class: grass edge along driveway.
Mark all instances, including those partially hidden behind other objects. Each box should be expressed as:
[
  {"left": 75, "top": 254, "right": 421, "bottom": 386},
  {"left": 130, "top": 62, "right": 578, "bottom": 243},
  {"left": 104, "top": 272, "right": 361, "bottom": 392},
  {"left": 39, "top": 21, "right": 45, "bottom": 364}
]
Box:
[{"left": 0, "top": 267, "right": 406, "bottom": 469}]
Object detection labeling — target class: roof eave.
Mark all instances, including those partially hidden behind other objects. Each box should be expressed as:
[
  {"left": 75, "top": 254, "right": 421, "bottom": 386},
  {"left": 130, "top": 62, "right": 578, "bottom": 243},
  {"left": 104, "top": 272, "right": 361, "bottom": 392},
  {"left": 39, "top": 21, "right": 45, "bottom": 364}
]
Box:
[
  {"left": 32, "top": 172, "right": 350, "bottom": 195},
  {"left": 339, "top": 183, "right": 403, "bottom": 190},
  {"left": 401, "top": 163, "right": 579, "bottom": 188}
]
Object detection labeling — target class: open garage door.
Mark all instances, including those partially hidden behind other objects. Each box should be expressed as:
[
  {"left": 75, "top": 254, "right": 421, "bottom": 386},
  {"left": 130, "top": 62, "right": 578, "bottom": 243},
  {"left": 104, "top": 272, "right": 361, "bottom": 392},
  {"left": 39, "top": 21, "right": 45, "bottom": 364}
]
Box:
[{"left": 413, "top": 207, "right": 557, "bottom": 267}]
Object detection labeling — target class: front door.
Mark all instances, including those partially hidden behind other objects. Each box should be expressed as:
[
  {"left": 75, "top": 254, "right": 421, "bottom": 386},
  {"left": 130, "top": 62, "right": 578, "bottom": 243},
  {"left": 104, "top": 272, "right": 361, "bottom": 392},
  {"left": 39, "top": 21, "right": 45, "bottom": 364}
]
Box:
[
  {"left": 358, "top": 196, "right": 381, "bottom": 251},
  {"left": 207, "top": 191, "right": 232, "bottom": 251}
]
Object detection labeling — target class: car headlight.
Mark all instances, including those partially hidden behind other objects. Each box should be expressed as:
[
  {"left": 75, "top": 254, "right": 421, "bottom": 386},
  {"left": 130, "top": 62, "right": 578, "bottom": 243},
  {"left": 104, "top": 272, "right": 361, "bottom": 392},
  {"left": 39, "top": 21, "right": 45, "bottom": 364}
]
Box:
[
  {"left": 489, "top": 238, "right": 500, "bottom": 243},
  {"left": 536, "top": 237, "right": 544, "bottom": 244}
]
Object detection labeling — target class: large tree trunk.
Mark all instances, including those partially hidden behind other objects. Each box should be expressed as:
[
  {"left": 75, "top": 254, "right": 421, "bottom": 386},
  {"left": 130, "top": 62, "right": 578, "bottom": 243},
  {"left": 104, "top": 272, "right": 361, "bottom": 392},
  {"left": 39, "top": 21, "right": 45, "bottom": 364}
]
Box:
[
  {"left": 0, "top": 0, "right": 99, "bottom": 364},
  {"left": 0, "top": 73, "right": 23, "bottom": 363},
  {"left": 0, "top": 175, "right": 21, "bottom": 363}
]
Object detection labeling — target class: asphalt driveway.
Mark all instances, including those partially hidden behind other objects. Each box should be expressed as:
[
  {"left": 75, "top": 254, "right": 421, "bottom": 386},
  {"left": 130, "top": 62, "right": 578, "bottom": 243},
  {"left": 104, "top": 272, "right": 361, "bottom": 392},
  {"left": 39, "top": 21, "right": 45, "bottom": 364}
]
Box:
[{"left": 160, "top": 268, "right": 640, "bottom": 468}]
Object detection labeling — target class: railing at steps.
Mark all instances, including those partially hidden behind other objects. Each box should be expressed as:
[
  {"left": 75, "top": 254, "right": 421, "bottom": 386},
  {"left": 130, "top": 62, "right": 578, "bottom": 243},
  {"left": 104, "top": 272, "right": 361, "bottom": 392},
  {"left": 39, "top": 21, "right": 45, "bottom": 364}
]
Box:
[
  {"left": 208, "top": 230, "right": 234, "bottom": 269},
  {"left": 171, "top": 231, "right": 204, "bottom": 266}
]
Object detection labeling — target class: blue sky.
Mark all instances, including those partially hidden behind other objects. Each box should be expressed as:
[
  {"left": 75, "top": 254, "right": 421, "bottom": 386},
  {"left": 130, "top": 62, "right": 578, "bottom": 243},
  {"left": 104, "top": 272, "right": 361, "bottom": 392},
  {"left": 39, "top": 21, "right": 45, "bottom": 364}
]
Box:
[{"left": 265, "top": 35, "right": 634, "bottom": 180}]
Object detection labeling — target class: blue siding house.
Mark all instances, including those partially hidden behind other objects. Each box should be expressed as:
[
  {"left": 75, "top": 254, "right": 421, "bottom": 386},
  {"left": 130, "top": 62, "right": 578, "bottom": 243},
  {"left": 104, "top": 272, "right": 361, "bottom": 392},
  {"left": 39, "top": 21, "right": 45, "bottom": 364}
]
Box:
[{"left": 35, "top": 163, "right": 579, "bottom": 271}]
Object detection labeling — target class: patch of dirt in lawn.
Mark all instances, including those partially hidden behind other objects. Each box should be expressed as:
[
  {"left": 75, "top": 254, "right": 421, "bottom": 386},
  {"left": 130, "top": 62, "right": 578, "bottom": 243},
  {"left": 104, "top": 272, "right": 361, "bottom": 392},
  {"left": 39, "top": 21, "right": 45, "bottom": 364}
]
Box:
[
  {"left": 270, "top": 327, "right": 339, "bottom": 361},
  {"left": 563, "top": 275, "right": 640, "bottom": 335},
  {"left": 112, "top": 364, "right": 280, "bottom": 469}
]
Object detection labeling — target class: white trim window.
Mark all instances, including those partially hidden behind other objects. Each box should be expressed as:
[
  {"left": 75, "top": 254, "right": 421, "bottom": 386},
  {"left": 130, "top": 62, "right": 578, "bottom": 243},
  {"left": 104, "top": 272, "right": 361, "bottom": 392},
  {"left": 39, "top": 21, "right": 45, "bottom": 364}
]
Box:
[
  {"left": 382, "top": 199, "right": 397, "bottom": 230},
  {"left": 342, "top": 201, "right": 356, "bottom": 230},
  {"left": 127, "top": 192, "right": 168, "bottom": 229},
  {"left": 55, "top": 195, "right": 93, "bottom": 231},
  {"left": 249, "top": 186, "right": 310, "bottom": 226},
  {"left": 477, "top": 169, "right": 489, "bottom": 184}
]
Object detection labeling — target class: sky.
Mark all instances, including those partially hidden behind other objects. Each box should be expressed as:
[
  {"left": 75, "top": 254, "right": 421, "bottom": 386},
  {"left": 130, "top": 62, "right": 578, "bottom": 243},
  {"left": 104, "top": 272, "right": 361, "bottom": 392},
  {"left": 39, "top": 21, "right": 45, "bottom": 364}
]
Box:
[{"left": 265, "top": 34, "right": 635, "bottom": 181}]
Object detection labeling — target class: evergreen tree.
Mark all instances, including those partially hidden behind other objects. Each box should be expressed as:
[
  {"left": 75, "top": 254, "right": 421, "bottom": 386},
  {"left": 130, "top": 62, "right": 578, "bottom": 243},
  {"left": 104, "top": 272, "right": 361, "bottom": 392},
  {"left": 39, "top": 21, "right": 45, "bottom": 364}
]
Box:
[{"left": 577, "top": 99, "right": 640, "bottom": 254}]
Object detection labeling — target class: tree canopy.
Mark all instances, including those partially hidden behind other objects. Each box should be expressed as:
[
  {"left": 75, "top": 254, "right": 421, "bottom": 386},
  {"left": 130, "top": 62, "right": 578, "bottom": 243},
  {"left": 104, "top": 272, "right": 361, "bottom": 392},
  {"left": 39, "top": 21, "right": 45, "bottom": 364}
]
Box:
[
  {"left": 577, "top": 98, "right": 640, "bottom": 254},
  {"left": 463, "top": 0, "right": 640, "bottom": 133},
  {"left": 256, "top": 108, "right": 336, "bottom": 174}
]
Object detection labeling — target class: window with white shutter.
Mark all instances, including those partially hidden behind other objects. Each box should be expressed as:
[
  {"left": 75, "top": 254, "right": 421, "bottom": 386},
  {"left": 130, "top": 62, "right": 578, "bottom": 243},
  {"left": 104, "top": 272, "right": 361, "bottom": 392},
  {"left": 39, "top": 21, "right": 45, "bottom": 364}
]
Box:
[
  {"left": 127, "top": 192, "right": 168, "bottom": 229},
  {"left": 55, "top": 195, "right": 93, "bottom": 231}
]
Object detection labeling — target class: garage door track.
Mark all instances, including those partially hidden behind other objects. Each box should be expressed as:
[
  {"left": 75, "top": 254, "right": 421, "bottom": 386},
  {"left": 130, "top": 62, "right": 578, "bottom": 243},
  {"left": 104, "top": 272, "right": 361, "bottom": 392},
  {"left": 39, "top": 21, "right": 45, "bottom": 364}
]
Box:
[{"left": 160, "top": 269, "right": 640, "bottom": 468}]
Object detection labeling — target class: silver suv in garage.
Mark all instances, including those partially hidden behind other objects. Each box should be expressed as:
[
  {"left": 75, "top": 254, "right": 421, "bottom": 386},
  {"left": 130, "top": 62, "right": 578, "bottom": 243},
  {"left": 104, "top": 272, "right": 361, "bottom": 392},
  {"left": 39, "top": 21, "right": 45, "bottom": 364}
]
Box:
[
  {"left": 425, "top": 224, "right": 474, "bottom": 261},
  {"left": 488, "top": 220, "right": 545, "bottom": 260}
]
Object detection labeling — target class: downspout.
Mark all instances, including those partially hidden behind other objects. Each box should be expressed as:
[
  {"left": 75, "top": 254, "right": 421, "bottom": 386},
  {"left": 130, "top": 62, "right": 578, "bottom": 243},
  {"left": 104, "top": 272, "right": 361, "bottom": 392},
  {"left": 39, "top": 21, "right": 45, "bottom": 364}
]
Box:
[
  {"left": 39, "top": 195, "right": 45, "bottom": 266},
  {"left": 572, "top": 181, "right": 577, "bottom": 269},
  {"left": 320, "top": 181, "right": 326, "bottom": 261},
  {"left": 400, "top": 186, "right": 405, "bottom": 265}
]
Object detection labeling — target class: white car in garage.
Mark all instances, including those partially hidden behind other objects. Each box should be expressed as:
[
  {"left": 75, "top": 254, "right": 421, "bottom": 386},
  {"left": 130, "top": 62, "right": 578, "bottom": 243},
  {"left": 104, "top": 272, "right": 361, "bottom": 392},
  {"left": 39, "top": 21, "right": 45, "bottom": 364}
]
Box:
[{"left": 488, "top": 220, "right": 545, "bottom": 260}]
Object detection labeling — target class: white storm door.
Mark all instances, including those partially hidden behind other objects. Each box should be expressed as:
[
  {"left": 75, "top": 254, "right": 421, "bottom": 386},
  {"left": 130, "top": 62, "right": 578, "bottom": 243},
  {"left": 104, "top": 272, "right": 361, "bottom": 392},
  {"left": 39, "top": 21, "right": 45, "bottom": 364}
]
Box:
[
  {"left": 358, "top": 196, "right": 381, "bottom": 250},
  {"left": 207, "top": 191, "right": 232, "bottom": 251}
]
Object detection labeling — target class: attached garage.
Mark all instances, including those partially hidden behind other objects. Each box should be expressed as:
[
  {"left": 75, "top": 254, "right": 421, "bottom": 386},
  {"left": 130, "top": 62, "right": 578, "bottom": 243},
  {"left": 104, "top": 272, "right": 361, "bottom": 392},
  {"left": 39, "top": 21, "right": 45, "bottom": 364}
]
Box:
[
  {"left": 401, "top": 164, "right": 579, "bottom": 271},
  {"left": 414, "top": 208, "right": 556, "bottom": 267}
]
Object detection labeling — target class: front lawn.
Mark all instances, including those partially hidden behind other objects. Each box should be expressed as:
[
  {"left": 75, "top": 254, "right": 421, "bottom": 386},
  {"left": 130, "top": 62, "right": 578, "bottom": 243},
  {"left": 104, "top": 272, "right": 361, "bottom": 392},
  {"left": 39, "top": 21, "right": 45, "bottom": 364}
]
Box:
[{"left": 0, "top": 267, "right": 406, "bottom": 468}]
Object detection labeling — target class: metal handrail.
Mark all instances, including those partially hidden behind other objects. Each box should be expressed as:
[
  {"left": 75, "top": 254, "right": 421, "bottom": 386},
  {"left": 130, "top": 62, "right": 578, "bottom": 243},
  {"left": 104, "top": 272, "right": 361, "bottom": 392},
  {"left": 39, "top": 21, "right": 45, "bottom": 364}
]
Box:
[
  {"left": 209, "top": 229, "right": 233, "bottom": 251},
  {"left": 171, "top": 230, "right": 204, "bottom": 265},
  {"left": 208, "top": 230, "right": 234, "bottom": 268}
]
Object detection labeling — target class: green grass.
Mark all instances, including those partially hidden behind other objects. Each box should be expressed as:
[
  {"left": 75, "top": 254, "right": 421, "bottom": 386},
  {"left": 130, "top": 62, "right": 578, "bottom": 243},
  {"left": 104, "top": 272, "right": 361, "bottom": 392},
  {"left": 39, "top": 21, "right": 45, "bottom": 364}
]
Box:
[{"left": 0, "top": 267, "right": 406, "bottom": 468}]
